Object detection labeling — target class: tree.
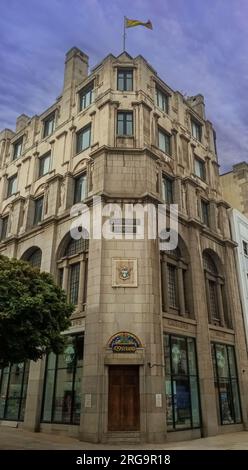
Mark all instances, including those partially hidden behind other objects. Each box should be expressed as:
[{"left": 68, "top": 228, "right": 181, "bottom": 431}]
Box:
[{"left": 0, "top": 255, "right": 74, "bottom": 366}]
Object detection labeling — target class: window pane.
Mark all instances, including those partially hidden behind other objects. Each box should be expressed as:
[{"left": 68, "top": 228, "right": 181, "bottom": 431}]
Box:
[
  {"left": 190, "top": 376, "right": 200, "bottom": 427},
  {"left": 162, "top": 177, "right": 173, "bottom": 203},
  {"left": 126, "top": 113, "right": 133, "bottom": 135},
  {"left": 159, "top": 130, "right": 170, "bottom": 154},
  {"left": 53, "top": 368, "right": 73, "bottom": 423},
  {"left": 43, "top": 115, "right": 55, "bottom": 137},
  {"left": 164, "top": 335, "right": 171, "bottom": 374},
  {"left": 77, "top": 126, "right": 91, "bottom": 153},
  {"left": 39, "top": 153, "right": 51, "bottom": 177},
  {"left": 1, "top": 217, "right": 8, "bottom": 240},
  {"left": 165, "top": 378, "right": 173, "bottom": 429},
  {"left": 219, "top": 379, "right": 235, "bottom": 424},
  {"left": 42, "top": 369, "right": 55, "bottom": 422},
  {"left": 0, "top": 362, "right": 29, "bottom": 421},
  {"left": 117, "top": 70, "right": 133, "bottom": 91},
  {"left": 209, "top": 281, "right": 220, "bottom": 322},
  {"left": 187, "top": 338, "right": 197, "bottom": 375},
  {"left": 171, "top": 336, "right": 188, "bottom": 375},
  {"left": 168, "top": 264, "right": 178, "bottom": 308},
  {"left": 157, "top": 89, "right": 168, "bottom": 112},
  {"left": 173, "top": 377, "right": 191, "bottom": 429},
  {"left": 13, "top": 139, "right": 23, "bottom": 159},
  {"left": 215, "top": 344, "right": 229, "bottom": 378},
  {"left": 231, "top": 380, "right": 241, "bottom": 423},
  {"left": 69, "top": 263, "right": 80, "bottom": 304},
  {"left": 74, "top": 174, "right": 87, "bottom": 203},
  {"left": 33, "top": 197, "right": 43, "bottom": 225},
  {"left": 72, "top": 366, "right": 82, "bottom": 424},
  {"left": 227, "top": 346, "right": 237, "bottom": 378},
  {"left": 0, "top": 368, "right": 9, "bottom": 418}
]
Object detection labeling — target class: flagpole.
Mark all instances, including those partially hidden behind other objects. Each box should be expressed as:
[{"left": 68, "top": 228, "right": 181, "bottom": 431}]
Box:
[{"left": 123, "top": 16, "right": 126, "bottom": 51}]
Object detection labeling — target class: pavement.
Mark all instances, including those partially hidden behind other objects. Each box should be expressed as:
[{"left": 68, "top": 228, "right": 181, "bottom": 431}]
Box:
[{"left": 0, "top": 426, "right": 248, "bottom": 450}]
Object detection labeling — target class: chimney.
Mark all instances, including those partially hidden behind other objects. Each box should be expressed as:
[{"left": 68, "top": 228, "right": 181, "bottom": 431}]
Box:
[
  {"left": 186, "top": 94, "right": 205, "bottom": 119},
  {"left": 61, "top": 47, "right": 89, "bottom": 121},
  {"left": 16, "top": 114, "right": 30, "bottom": 132}
]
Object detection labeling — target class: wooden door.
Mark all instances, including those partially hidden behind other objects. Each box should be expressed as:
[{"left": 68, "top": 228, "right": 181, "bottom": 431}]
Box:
[{"left": 108, "top": 366, "right": 140, "bottom": 431}]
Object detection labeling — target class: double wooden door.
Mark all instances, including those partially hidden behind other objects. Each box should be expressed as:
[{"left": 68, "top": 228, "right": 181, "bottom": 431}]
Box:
[{"left": 108, "top": 366, "right": 140, "bottom": 431}]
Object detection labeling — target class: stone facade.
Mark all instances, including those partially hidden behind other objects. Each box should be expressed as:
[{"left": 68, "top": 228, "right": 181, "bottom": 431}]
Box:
[
  {"left": 221, "top": 162, "right": 248, "bottom": 218},
  {"left": 0, "top": 48, "right": 248, "bottom": 443}
]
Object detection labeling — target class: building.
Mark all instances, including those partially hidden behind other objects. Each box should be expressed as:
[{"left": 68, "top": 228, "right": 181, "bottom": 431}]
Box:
[
  {"left": 229, "top": 208, "right": 248, "bottom": 346},
  {"left": 221, "top": 162, "right": 248, "bottom": 218},
  {"left": 0, "top": 47, "right": 248, "bottom": 444}
]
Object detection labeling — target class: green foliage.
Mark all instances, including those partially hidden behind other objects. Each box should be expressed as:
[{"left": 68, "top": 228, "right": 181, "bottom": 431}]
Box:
[{"left": 0, "top": 255, "right": 74, "bottom": 366}]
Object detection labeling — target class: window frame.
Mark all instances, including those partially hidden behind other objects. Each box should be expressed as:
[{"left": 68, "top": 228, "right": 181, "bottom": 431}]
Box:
[
  {"left": 43, "top": 113, "right": 55, "bottom": 138},
  {"left": 195, "top": 157, "right": 206, "bottom": 181},
  {"left": 243, "top": 241, "right": 248, "bottom": 257},
  {"left": 211, "top": 343, "right": 242, "bottom": 425},
  {"left": 33, "top": 196, "right": 44, "bottom": 226},
  {"left": 38, "top": 152, "right": 51, "bottom": 178},
  {"left": 13, "top": 137, "right": 23, "bottom": 160},
  {"left": 162, "top": 174, "right": 174, "bottom": 204},
  {"left": 7, "top": 174, "right": 17, "bottom": 198},
  {"left": 156, "top": 86, "right": 169, "bottom": 113},
  {"left": 164, "top": 333, "right": 201, "bottom": 431},
  {"left": 41, "top": 334, "right": 84, "bottom": 425},
  {"left": 201, "top": 199, "right": 210, "bottom": 227},
  {"left": 117, "top": 68, "right": 133, "bottom": 91},
  {"left": 74, "top": 173, "right": 87, "bottom": 204},
  {"left": 76, "top": 125, "right": 91, "bottom": 154},
  {"left": 191, "top": 119, "right": 202, "bottom": 142},
  {"left": 79, "top": 82, "right": 94, "bottom": 111},
  {"left": 158, "top": 128, "right": 171, "bottom": 155},
  {"left": 0, "top": 362, "right": 30, "bottom": 422},
  {"left": 0, "top": 216, "right": 9, "bottom": 241},
  {"left": 117, "top": 111, "right": 133, "bottom": 136}
]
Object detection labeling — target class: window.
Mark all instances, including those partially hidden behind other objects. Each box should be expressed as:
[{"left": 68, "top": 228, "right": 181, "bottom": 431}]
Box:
[
  {"left": 117, "top": 112, "right": 133, "bottom": 136},
  {"left": 41, "top": 334, "right": 84, "bottom": 425},
  {"left": 13, "top": 138, "right": 23, "bottom": 160},
  {"left": 7, "top": 175, "right": 17, "bottom": 198},
  {"left": 57, "top": 236, "right": 89, "bottom": 311},
  {"left": 201, "top": 200, "right": 209, "bottom": 226},
  {"left": 0, "top": 216, "right": 9, "bottom": 241},
  {"left": 156, "top": 87, "right": 169, "bottom": 113},
  {"left": 211, "top": 343, "right": 241, "bottom": 425},
  {"left": 33, "top": 197, "right": 44, "bottom": 225},
  {"left": 243, "top": 241, "right": 248, "bottom": 257},
  {"left": 76, "top": 125, "right": 91, "bottom": 153},
  {"left": 162, "top": 175, "right": 173, "bottom": 204},
  {"left": 161, "top": 246, "right": 190, "bottom": 316},
  {"left": 164, "top": 334, "right": 201, "bottom": 431},
  {"left": 39, "top": 152, "right": 51, "bottom": 178},
  {"left": 74, "top": 174, "right": 87, "bottom": 203},
  {"left": 117, "top": 69, "right": 133, "bottom": 91},
  {"left": 195, "top": 158, "right": 206, "bottom": 180},
  {"left": 69, "top": 263, "right": 80, "bottom": 304},
  {"left": 79, "top": 82, "right": 94, "bottom": 110},
  {"left": 191, "top": 120, "right": 202, "bottom": 141},
  {"left": 0, "top": 362, "right": 30, "bottom": 421},
  {"left": 43, "top": 113, "right": 55, "bottom": 138},
  {"left": 25, "top": 248, "right": 42, "bottom": 270},
  {"left": 110, "top": 218, "right": 137, "bottom": 235},
  {"left": 158, "top": 129, "right": 171, "bottom": 155},
  {"left": 203, "top": 251, "right": 228, "bottom": 327}
]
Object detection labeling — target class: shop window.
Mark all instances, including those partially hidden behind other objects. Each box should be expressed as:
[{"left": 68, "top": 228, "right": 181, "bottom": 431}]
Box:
[
  {"left": 164, "top": 334, "right": 201, "bottom": 431},
  {"left": 41, "top": 334, "right": 84, "bottom": 425},
  {"left": 211, "top": 343, "right": 241, "bottom": 425}
]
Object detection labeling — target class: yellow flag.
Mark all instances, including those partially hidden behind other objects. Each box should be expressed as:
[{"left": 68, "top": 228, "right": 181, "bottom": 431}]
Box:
[{"left": 125, "top": 18, "right": 153, "bottom": 30}]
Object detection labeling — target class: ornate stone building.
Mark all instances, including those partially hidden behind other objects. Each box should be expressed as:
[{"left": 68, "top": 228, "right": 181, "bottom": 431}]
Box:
[
  {"left": 221, "top": 162, "right": 248, "bottom": 218},
  {"left": 0, "top": 47, "right": 248, "bottom": 443}
]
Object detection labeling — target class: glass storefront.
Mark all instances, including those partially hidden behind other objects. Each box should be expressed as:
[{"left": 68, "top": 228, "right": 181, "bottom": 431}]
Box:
[
  {"left": 211, "top": 343, "right": 242, "bottom": 425},
  {"left": 164, "top": 334, "right": 201, "bottom": 431},
  {"left": 41, "top": 334, "right": 84, "bottom": 425},
  {"left": 0, "top": 362, "right": 30, "bottom": 421}
]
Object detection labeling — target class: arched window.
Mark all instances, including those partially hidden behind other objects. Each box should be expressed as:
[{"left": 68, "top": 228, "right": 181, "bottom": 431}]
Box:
[
  {"left": 57, "top": 235, "right": 89, "bottom": 311},
  {"left": 22, "top": 247, "right": 42, "bottom": 270},
  {"left": 203, "top": 251, "right": 229, "bottom": 327},
  {"left": 160, "top": 241, "right": 192, "bottom": 317}
]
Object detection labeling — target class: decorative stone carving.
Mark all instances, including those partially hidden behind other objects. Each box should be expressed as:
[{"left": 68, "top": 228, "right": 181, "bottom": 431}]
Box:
[{"left": 112, "top": 258, "right": 138, "bottom": 287}]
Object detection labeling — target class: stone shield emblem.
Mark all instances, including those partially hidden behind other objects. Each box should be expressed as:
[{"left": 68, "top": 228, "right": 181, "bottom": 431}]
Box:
[{"left": 119, "top": 266, "right": 130, "bottom": 280}]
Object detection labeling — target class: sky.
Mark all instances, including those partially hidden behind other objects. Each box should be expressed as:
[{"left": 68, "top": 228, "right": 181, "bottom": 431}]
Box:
[{"left": 0, "top": 0, "right": 247, "bottom": 173}]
